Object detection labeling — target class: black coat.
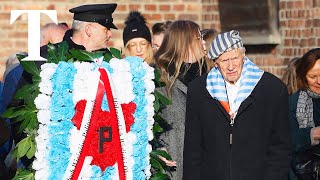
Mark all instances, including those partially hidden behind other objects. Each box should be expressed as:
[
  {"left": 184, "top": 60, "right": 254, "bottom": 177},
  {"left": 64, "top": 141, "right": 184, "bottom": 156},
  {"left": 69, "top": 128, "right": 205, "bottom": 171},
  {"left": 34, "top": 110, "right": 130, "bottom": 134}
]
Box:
[
  {"left": 183, "top": 72, "right": 291, "bottom": 180},
  {"left": 40, "top": 29, "right": 111, "bottom": 59}
]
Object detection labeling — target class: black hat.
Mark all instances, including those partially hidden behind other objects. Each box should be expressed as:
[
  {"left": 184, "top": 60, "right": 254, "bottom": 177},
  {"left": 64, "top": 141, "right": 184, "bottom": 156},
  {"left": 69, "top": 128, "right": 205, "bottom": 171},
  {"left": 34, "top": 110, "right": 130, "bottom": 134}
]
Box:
[
  {"left": 123, "top": 11, "right": 151, "bottom": 46},
  {"left": 69, "top": 4, "right": 118, "bottom": 29}
]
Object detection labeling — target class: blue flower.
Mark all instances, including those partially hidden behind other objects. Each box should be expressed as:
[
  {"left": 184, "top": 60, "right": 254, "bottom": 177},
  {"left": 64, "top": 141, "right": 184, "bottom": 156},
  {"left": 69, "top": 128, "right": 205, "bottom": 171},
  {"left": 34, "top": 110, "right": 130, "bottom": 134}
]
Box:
[
  {"left": 101, "top": 61, "right": 114, "bottom": 74},
  {"left": 101, "top": 93, "right": 109, "bottom": 111}
]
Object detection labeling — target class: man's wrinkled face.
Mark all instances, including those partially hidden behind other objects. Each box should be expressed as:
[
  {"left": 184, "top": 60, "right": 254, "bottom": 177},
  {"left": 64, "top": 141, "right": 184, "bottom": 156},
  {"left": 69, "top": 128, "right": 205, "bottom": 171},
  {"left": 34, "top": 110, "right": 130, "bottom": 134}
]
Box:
[
  {"left": 89, "top": 23, "right": 112, "bottom": 51},
  {"left": 215, "top": 48, "right": 245, "bottom": 84}
]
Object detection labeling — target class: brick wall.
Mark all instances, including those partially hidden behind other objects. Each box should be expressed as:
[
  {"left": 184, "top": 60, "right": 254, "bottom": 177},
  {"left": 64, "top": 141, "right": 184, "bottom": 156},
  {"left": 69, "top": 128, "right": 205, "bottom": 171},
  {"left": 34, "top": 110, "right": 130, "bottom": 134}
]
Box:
[
  {"left": 279, "top": 0, "right": 320, "bottom": 67},
  {"left": 0, "top": 0, "right": 319, "bottom": 80}
]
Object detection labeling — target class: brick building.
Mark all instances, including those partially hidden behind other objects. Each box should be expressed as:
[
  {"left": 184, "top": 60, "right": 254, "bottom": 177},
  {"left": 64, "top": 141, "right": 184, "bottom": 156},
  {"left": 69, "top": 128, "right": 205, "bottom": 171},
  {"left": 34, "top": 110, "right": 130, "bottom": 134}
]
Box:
[{"left": 0, "top": 0, "right": 319, "bottom": 80}]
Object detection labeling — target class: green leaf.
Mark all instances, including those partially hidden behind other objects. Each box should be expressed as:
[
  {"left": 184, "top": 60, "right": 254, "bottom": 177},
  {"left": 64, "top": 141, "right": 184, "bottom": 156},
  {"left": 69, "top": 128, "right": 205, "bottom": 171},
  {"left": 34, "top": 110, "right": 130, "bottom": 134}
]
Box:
[
  {"left": 150, "top": 157, "right": 162, "bottom": 170},
  {"left": 150, "top": 150, "right": 169, "bottom": 169},
  {"left": 12, "top": 170, "right": 35, "bottom": 180},
  {"left": 12, "top": 147, "right": 18, "bottom": 160},
  {"left": 10, "top": 108, "right": 30, "bottom": 119},
  {"left": 154, "top": 69, "right": 166, "bottom": 87},
  {"left": 154, "top": 115, "right": 171, "bottom": 132},
  {"left": 14, "top": 84, "right": 36, "bottom": 100},
  {"left": 104, "top": 52, "right": 113, "bottom": 62},
  {"left": 16, "top": 169, "right": 31, "bottom": 176},
  {"left": 151, "top": 150, "right": 173, "bottom": 161},
  {"left": 20, "top": 61, "right": 40, "bottom": 77},
  {"left": 16, "top": 54, "right": 27, "bottom": 61},
  {"left": 24, "top": 88, "right": 40, "bottom": 104},
  {"left": 26, "top": 112, "right": 38, "bottom": 130},
  {"left": 17, "top": 111, "right": 37, "bottom": 133},
  {"left": 12, "top": 114, "right": 27, "bottom": 123},
  {"left": 110, "top": 47, "right": 121, "bottom": 59},
  {"left": 17, "top": 137, "right": 31, "bottom": 158},
  {"left": 154, "top": 68, "right": 161, "bottom": 81},
  {"left": 153, "top": 122, "right": 163, "bottom": 134},
  {"left": 154, "top": 97, "right": 160, "bottom": 112},
  {"left": 47, "top": 43, "right": 59, "bottom": 63},
  {"left": 155, "top": 91, "right": 171, "bottom": 106},
  {"left": 1, "top": 107, "right": 16, "bottom": 118},
  {"left": 26, "top": 103, "right": 36, "bottom": 110},
  {"left": 32, "top": 75, "right": 41, "bottom": 83},
  {"left": 67, "top": 58, "right": 74, "bottom": 63},
  {"left": 69, "top": 49, "right": 102, "bottom": 61},
  {"left": 57, "top": 41, "right": 68, "bottom": 62},
  {"left": 26, "top": 141, "right": 36, "bottom": 159},
  {"left": 18, "top": 118, "right": 30, "bottom": 134},
  {"left": 150, "top": 172, "right": 170, "bottom": 180}
]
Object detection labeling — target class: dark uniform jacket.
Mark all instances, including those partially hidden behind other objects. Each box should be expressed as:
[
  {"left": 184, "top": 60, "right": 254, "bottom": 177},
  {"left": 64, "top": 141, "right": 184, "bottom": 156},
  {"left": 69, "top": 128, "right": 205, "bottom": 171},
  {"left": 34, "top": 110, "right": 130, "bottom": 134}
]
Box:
[{"left": 183, "top": 72, "right": 291, "bottom": 180}]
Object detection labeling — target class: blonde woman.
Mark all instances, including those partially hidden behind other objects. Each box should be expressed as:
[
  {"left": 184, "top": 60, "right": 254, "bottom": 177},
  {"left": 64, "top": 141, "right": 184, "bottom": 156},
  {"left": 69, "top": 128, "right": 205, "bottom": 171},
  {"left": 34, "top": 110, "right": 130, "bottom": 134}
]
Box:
[
  {"left": 123, "top": 11, "right": 154, "bottom": 65},
  {"left": 154, "top": 20, "right": 209, "bottom": 180}
]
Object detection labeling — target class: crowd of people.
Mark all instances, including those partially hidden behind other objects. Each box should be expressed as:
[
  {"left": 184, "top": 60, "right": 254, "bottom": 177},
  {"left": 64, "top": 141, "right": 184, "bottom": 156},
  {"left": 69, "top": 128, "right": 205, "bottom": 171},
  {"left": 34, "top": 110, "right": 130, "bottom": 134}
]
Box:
[{"left": 0, "top": 2, "right": 319, "bottom": 180}]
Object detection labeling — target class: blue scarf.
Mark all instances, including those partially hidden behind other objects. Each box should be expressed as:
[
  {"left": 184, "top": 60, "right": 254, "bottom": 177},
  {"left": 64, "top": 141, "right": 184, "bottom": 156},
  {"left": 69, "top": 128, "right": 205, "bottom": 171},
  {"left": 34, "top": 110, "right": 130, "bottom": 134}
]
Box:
[{"left": 206, "top": 57, "right": 264, "bottom": 116}]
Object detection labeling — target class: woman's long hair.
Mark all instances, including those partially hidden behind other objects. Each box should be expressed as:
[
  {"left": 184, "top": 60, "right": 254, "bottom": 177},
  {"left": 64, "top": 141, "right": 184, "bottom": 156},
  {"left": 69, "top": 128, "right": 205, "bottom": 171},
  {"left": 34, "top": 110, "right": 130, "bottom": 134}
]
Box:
[
  {"left": 154, "top": 20, "right": 209, "bottom": 96},
  {"left": 282, "top": 57, "right": 300, "bottom": 95}
]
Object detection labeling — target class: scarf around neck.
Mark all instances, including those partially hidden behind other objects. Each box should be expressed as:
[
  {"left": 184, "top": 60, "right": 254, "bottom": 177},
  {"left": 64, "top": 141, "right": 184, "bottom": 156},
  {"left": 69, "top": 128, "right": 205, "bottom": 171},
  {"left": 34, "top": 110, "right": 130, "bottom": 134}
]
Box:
[
  {"left": 296, "top": 89, "right": 320, "bottom": 128},
  {"left": 206, "top": 57, "right": 264, "bottom": 117}
]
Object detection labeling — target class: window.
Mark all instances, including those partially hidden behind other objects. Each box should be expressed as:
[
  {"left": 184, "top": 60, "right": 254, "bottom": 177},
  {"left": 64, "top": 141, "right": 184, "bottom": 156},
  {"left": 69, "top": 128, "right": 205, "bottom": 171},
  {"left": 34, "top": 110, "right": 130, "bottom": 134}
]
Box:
[{"left": 219, "top": 0, "right": 280, "bottom": 45}]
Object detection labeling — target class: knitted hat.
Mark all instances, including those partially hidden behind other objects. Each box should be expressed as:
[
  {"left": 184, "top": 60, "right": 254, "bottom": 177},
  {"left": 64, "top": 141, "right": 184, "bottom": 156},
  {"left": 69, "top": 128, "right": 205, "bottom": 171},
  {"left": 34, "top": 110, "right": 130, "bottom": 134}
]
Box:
[
  {"left": 123, "top": 11, "right": 152, "bottom": 46},
  {"left": 208, "top": 30, "right": 243, "bottom": 60}
]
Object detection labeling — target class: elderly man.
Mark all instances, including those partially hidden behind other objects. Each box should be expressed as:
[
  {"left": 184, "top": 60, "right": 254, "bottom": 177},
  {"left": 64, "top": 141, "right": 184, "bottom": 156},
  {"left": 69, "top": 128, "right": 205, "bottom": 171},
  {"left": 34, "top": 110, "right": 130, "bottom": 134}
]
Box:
[
  {"left": 183, "top": 30, "right": 291, "bottom": 180},
  {"left": 40, "top": 3, "right": 117, "bottom": 58}
]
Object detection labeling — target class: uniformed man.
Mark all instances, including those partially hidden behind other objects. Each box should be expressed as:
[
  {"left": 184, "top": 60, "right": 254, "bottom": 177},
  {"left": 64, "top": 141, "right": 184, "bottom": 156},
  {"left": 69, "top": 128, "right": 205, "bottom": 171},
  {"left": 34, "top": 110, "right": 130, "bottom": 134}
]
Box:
[
  {"left": 0, "top": 4, "right": 119, "bottom": 172},
  {"left": 40, "top": 3, "right": 118, "bottom": 58}
]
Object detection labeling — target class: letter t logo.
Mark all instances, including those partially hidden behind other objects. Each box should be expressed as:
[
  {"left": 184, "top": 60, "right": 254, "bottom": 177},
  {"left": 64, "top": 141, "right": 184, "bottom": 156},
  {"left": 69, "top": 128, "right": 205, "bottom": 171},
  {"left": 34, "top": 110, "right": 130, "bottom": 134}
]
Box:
[{"left": 10, "top": 10, "right": 57, "bottom": 61}]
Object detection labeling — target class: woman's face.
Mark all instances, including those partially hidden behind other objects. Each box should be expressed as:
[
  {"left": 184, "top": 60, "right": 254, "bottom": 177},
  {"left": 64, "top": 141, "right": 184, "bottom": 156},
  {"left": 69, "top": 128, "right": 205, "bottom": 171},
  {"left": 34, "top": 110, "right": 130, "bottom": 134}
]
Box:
[
  {"left": 126, "top": 38, "right": 150, "bottom": 61},
  {"left": 306, "top": 59, "right": 320, "bottom": 94},
  {"left": 192, "top": 29, "right": 206, "bottom": 60},
  {"left": 152, "top": 33, "right": 164, "bottom": 52}
]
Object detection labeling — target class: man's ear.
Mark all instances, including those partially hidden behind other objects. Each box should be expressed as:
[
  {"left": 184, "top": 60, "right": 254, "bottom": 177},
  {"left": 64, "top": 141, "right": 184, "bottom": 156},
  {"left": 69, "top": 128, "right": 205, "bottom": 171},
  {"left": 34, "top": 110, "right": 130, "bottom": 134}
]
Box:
[
  {"left": 85, "top": 23, "right": 92, "bottom": 37},
  {"left": 214, "top": 61, "right": 218, "bottom": 68}
]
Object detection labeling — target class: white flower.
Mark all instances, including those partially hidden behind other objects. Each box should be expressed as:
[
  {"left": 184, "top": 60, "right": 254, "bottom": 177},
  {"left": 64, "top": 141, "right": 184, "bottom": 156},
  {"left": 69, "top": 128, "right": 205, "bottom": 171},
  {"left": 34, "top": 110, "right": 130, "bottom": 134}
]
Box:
[
  {"left": 110, "top": 58, "right": 130, "bottom": 72},
  {"left": 147, "top": 129, "right": 154, "bottom": 141},
  {"left": 37, "top": 110, "right": 50, "bottom": 124},
  {"left": 34, "top": 94, "right": 51, "bottom": 110},
  {"left": 39, "top": 81, "right": 53, "bottom": 95},
  {"left": 69, "top": 127, "right": 82, "bottom": 155},
  {"left": 142, "top": 62, "right": 155, "bottom": 79},
  {"left": 144, "top": 164, "right": 152, "bottom": 179},
  {"left": 111, "top": 72, "right": 134, "bottom": 104},
  {"left": 40, "top": 63, "right": 57, "bottom": 71},
  {"left": 78, "top": 156, "right": 93, "bottom": 179},
  {"left": 73, "top": 63, "right": 96, "bottom": 103},
  {"left": 37, "top": 124, "right": 49, "bottom": 138},
  {"left": 144, "top": 80, "right": 155, "bottom": 94}
]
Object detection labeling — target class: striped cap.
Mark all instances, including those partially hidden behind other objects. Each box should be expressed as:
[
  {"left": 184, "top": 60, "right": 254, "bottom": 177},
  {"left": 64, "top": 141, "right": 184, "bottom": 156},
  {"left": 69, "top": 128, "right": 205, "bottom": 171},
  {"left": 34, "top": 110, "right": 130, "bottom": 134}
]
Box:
[{"left": 208, "top": 30, "right": 243, "bottom": 60}]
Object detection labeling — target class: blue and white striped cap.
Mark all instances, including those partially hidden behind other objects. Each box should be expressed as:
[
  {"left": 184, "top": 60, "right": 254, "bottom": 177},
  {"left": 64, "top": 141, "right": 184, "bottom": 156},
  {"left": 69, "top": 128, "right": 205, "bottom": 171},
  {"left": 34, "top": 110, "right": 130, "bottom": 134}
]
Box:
[{"left": 208, "top": 30, "right": 243, "bottom": 60}]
